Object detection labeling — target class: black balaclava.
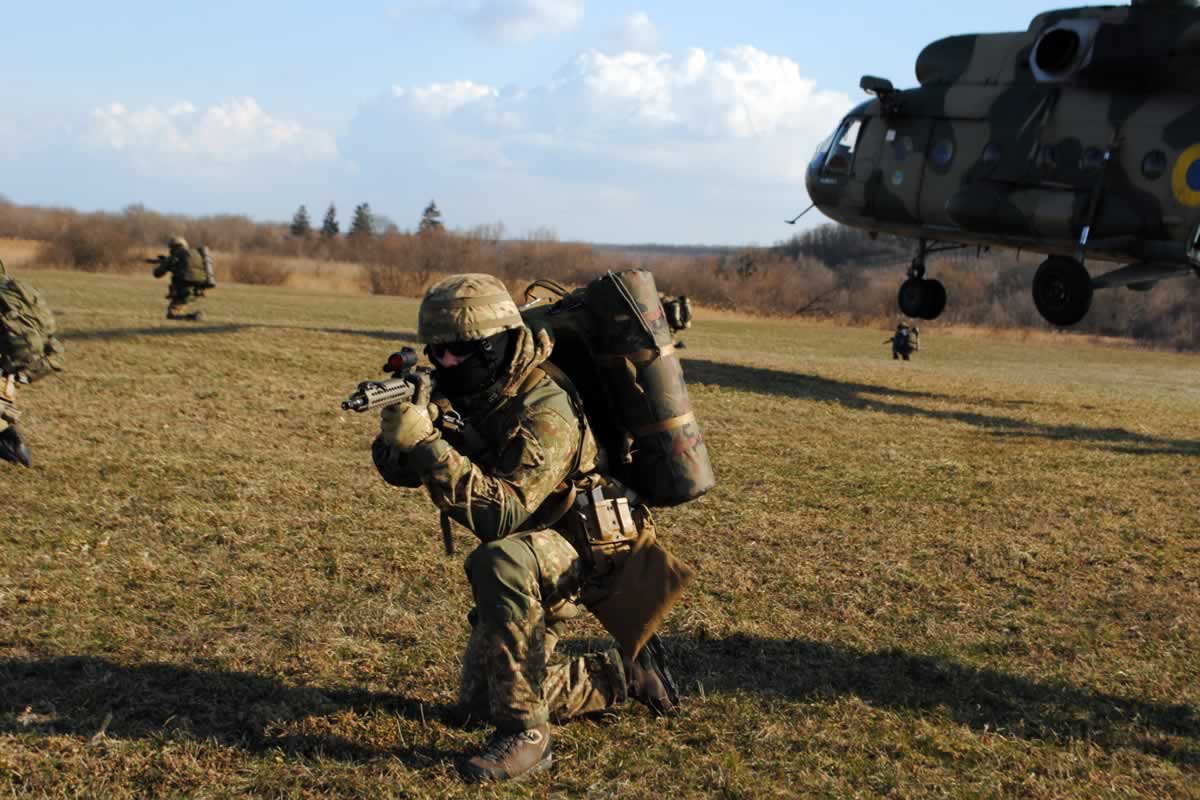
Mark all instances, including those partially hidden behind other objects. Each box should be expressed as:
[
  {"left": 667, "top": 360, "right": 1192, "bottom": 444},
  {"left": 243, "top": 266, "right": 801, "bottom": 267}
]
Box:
[{"left": 432, "top": 329, "right": 518, "bottom": 407}]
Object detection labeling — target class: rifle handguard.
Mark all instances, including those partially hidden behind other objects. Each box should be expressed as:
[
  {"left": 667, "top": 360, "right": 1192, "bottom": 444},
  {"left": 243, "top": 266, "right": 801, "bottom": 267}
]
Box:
[{"left": 341, "top": 377, "right": 417, "bottom": 413}]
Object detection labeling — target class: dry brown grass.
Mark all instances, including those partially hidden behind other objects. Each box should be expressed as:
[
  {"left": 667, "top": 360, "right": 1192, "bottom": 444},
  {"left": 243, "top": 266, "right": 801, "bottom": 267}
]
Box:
[
  {"left": 225, "top": 253, "right": 290, "bottom": 287},
  {"left": 1, "top": 270, "right": 1198, "bottom": 798}
]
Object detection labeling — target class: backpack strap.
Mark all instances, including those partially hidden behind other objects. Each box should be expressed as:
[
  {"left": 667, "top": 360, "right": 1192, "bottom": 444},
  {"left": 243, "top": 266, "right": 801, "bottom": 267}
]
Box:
[{"left": 537, "top": 362, "right": 588, "bottom": 482}]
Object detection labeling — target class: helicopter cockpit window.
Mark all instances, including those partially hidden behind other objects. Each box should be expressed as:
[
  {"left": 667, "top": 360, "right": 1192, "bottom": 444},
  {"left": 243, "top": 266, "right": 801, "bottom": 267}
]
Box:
[
  {"left": 810, "top": 134, "right": 834, "bottom": 169},
  {"left": 824, "top": 118, "right": 864, "bottom": 175}
]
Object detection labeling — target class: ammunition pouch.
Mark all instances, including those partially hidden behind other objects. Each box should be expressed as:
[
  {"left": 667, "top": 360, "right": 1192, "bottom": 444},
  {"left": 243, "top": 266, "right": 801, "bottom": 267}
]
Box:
[{"left": 566, "top": 483, "right": 696, "bottom": 658}]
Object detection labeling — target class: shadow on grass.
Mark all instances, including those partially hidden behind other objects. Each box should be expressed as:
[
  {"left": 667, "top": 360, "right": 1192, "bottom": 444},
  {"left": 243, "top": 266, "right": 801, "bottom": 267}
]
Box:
[
  {"left": 682, "top": 358, "right": 1200, "bottom": 456},
  {"left": 65, "top": 325, "right": 417, "bottom": 344},
  {"left": 669, "top": 633, "right": 1200, "bottom": 765},
  {"left": 0, "top": 656, "right": 455, "bottom": 765}
]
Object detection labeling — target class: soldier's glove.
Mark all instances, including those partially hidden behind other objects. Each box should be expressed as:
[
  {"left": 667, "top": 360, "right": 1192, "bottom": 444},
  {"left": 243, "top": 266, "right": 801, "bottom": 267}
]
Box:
[{"left": 379, "top": 402, "right": 439, "bottom": 452}]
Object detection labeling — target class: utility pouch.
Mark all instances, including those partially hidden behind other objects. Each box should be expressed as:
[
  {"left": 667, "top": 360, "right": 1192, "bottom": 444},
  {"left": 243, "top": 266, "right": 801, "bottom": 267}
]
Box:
[
  {"left": 567, "top": 482, "right": 697, "bottom": 659},
  {"left": 567, "top": 485, "right": 641, "bottom": 577},
  {"left": 587, "top": 520, "right": 695, "bottom": 660}
]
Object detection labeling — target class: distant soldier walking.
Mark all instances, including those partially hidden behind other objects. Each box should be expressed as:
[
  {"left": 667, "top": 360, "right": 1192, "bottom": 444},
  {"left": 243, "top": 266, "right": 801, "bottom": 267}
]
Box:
[
  {"left": 0, "top": 258, "right": 64, "bottom": 467},
  {"left": 149, "top": 236, "right": 215, "bottom": 321},
  {"left": 887, "top": 322, "right": 918, "bottom": 360}
]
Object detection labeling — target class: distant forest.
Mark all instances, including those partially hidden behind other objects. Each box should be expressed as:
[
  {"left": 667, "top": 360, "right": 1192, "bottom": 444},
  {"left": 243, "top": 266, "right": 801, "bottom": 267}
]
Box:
[{"left": 1, "top": 196, "right": 1197, "bottom": 350}]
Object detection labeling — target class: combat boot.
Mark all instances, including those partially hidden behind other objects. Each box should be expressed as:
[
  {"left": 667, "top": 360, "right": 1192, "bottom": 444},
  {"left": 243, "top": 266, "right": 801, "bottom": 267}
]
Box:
[
  {"left": 627, "top": 635, "right": 679, "bottom": 716},
  {"left": 0, "top": 426, "right": 32, "bottom": 467},
  {"left": 461, "top": 723, "right": 552, "bottom": 783}
]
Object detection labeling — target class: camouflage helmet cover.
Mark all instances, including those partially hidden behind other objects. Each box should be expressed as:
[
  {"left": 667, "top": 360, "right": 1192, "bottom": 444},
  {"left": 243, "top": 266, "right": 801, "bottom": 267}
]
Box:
[
  {"left": 169, "top": 236, "right": 188, "bottom": 249},
  {"left": 418, "top": 273, "right": 524, "bottom": 345}
]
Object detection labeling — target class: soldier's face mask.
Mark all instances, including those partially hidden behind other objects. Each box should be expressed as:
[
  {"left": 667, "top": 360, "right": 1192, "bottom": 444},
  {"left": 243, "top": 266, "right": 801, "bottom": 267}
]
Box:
[{"left": 429, "top": 331, "right": 515, "bottom": 400}]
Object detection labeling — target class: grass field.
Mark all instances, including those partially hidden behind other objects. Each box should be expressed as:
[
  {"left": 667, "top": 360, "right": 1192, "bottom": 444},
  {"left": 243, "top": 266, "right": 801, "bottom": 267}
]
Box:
[{"left": 2, "top": 270, "right": 1199, "bottom": 799}]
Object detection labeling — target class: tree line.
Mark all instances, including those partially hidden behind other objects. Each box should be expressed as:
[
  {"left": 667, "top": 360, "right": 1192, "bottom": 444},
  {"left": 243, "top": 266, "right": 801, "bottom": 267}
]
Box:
[
  {"left": 1, "top": 195, "right": 1197, "bottom": 350},
  {"left": 289, "top": 201, "right": 444, "bottom": 240}
]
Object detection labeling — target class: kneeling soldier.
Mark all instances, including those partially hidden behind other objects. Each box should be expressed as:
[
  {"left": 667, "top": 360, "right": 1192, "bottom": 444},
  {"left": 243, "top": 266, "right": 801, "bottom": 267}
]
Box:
[
  {"left": 0, "top": 258, "right": 64, "bottom": 467},
  {"left": 150, "top": 236, "right": 212, "bottom": 321},
  {"left": 372, "top": 274, "right": 683, "bottom": 782}
]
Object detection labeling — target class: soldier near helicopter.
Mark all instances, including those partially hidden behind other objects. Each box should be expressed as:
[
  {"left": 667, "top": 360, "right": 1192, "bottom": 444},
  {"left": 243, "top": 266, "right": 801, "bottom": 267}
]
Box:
[
  {"left": 370, "top": 274, "right": 695, "bottom": 783},
  {"left": 660, "top": 294, "right": 692, "bottom": 333},
  {"left": 887, "top": 322, "right": 918, "bottom": 360},
  {"left": 149, "top": 236, "right": 215, "bottom": 321},
  {"left": 0, "top": 258, "right": 64, "bottom": 467}
]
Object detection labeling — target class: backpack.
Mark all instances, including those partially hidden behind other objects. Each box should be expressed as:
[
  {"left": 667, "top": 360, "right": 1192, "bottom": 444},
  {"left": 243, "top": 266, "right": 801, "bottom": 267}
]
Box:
[
  {"left": 0, "top": 270, "right": 65, "bottom": 382},
  {"left": 520, "top": 270, "right": 715, "bottom": 507},
  {"left": 181, "top": 248, "right": 211, "bottom": 287}
]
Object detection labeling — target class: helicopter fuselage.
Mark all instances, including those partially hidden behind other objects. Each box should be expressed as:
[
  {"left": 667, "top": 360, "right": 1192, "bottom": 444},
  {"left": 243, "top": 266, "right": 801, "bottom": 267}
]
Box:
[{"left": 806, "top": 3, "right": 1200, "bottom": 325}]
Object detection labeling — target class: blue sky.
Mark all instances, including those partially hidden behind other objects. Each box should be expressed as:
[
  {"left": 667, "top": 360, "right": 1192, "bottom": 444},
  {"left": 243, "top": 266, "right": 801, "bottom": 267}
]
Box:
[{"left": 2, "top": 1, "right": 1059, "bottom": 245}]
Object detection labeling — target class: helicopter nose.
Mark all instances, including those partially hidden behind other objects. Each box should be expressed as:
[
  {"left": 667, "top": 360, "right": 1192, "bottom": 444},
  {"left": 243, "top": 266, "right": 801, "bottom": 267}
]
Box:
[{"left": 806, "top": 159, "right": 840, "bottom": 213}]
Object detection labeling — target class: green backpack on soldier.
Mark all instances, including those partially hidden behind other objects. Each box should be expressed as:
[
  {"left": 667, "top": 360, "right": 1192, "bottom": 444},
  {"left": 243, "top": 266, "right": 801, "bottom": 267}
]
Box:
[
  {"left": 520, "top": 270, "right": 714, "bottom": 507},
  {"left": 0, "top": 258, "right": 64, "bottom": 383}
]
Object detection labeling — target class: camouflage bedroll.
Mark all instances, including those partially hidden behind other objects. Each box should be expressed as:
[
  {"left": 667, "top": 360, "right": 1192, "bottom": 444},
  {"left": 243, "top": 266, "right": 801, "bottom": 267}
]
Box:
[
  {"left": 0, "top": 273, "right": 64, "bottom": 382},
  {"left": 521, "top": 269, "right": 715, "bottom": 507},
  {"left": 198, "top": 246, "right": 217, "bottom": 288}
]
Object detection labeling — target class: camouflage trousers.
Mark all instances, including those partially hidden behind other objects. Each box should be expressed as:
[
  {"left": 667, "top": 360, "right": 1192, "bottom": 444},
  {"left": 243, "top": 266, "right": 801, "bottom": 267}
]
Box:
[
  {"left": 166, "top": 283, "right": 204, "bottom": 319},
  {"left": 460, "top": 529, "right": 628, "bottom": 732}
]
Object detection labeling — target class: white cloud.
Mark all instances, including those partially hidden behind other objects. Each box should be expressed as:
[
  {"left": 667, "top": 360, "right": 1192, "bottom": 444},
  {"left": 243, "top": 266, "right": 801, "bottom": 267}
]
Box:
[
  {"left": 400, "top": 0, "right": 584, "bottom": 44},
  {"left": 392, "top": 80, "right": 499, "bottom": 117},
  {"left": 613, "top": 11, "right": 660, "bottom": 53},
  {"left": 359, "top": 44, "right": 850, "bottom": 182},
  {"left": 341, "top": 43, "right": 851, "bottom": 242},
  {"left": 83, "top": 98, "right": 338, "bottom": 178}
]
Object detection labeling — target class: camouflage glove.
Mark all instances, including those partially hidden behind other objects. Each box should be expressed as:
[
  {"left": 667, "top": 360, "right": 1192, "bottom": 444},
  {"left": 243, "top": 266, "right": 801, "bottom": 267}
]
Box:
[{"left": 380, "top": 402, "right": 439, "bottom": 452}]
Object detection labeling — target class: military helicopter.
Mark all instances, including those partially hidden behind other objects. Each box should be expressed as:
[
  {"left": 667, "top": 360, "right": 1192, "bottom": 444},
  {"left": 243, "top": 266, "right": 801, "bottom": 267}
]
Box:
[{"left": 806, "top": 0, "right": 1200, "bottom": 327}]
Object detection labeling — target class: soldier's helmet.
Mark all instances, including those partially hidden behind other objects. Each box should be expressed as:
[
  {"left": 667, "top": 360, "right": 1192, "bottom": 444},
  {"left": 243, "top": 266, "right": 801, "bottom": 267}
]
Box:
[
  {"left": 168, "top": 236, "right": 189, "bottom": 250},
  {"left": 417, "top": 273, "right": 524, "bottom": 345}
]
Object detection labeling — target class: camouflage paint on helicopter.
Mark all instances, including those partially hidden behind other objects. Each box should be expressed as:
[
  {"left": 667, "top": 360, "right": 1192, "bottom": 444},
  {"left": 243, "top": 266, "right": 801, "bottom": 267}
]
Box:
[{"left": 807, "top": 0, "right": 1200, "bottom": 326}]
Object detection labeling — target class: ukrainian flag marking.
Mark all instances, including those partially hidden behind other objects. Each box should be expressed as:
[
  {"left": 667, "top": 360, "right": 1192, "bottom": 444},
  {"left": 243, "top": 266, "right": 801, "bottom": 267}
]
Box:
[{"left": 1172, "top": 144, "right": 1200, "bottom": 206}]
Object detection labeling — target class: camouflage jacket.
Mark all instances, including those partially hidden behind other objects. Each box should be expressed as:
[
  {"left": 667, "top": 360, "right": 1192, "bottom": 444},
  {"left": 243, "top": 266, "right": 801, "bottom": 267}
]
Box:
[
  {"left": 373, "top": 325, "right": 600, "bottom": 543},
  {"left": 156, "top": 248, "right": 206, "bottom": 286}
]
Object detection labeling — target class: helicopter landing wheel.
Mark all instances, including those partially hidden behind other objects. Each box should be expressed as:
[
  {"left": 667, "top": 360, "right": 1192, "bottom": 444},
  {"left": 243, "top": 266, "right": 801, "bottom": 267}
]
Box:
[
  {"left": 1033, "top": 256, "right": 1092, "bottom": 327},
  {"left": 898, "top": 278, "right": 947, "bottom": 320}
]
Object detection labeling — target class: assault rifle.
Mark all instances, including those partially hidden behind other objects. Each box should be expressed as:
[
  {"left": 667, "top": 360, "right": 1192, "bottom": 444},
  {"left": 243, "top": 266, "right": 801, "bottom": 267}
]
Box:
[
  {"left": 340, "top": 347, "right": 433, "bottom": 413},
  {"left": 341, "top": 347, "right": 456, "bottom": 555},
  {"left": 145, "top": 255, "right": 170, "bottom": 277}
]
